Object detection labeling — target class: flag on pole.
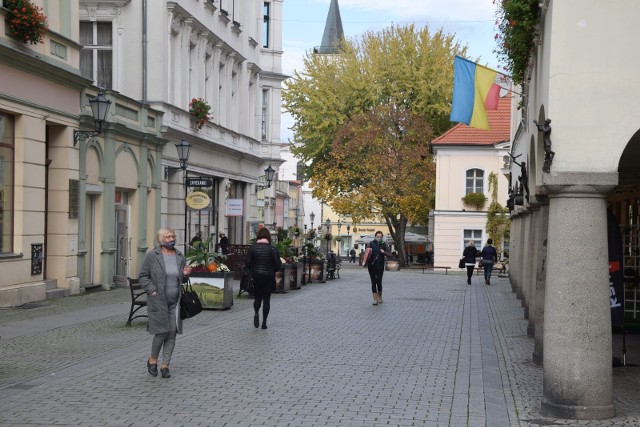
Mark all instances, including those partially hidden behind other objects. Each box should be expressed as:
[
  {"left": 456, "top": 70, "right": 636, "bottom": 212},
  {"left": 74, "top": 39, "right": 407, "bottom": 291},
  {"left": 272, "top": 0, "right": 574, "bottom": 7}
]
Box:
[{"left": 450, "top": 55, "right": 500, "bottom": 130}]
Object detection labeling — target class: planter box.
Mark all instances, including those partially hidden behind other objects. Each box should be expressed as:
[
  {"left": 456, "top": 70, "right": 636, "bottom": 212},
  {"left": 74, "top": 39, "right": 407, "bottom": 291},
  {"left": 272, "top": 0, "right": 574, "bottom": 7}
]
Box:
[
  {"left": 275, "top": 264, "right": 291, "bottom": 293},
  {"left": 289, "top": 262, "right": 303, "bottom": 289},
  {"left": 385, "top": 260, "right": 401, "bottom": 271},
  {"left": 308, "top": 260, "right": 327, "bottom": 282},
  {"left": 189, "top": 271, "right": 234, "bottom": 310}
]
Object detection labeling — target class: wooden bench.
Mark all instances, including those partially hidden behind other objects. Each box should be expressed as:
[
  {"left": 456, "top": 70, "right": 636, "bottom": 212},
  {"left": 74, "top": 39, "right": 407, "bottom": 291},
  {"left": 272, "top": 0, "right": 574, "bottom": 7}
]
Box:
[
  {"left": 475, "top": 263, "right": 507, "bottom": 275},
  {"left": 126, "top": 277, "right": 147, "bottom": 326},
  {"left": 421, "top": 266, "right": 451, "bottom": 274}
]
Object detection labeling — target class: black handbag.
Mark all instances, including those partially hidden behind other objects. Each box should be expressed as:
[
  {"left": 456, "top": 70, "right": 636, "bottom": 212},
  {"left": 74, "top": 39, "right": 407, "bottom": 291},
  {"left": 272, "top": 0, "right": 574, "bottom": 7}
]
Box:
[
  {"left": 180, "top": 280, "right": 203, "bottom": 320},
  {"left": 458, "top": 258, "right": 465, "bottom": 269}
]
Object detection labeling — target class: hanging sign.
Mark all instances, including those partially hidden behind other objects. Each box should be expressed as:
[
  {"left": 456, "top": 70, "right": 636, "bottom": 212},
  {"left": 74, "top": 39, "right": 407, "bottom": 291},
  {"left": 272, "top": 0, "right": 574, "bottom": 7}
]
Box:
[
  {"left": 226, "top": 199, "right": 243, "bottom": 216},
  {"left": 185, "top": 191, "right": 210, "bottom": 210},
  {"left": 186, "top": 177, "right": 213, "bottom": 187}
]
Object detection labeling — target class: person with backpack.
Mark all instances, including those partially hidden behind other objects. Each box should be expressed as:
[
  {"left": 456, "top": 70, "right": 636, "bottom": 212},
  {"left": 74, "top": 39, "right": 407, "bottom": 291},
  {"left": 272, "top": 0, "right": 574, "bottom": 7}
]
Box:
[
  {"left": 366, "top": 231, "right": 388, "bottom": 305},
  {"left": 480, "top": 238, "right": 498, "bottom": 285}
]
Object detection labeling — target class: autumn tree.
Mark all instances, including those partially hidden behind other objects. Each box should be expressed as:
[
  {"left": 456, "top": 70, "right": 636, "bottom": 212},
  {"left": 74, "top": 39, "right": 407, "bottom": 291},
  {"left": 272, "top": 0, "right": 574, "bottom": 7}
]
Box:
[
  {"left": 313, "top": 104, "right": 434, "bottom": 265},
  {"left": 283, "top": 25, "right": 468, "bottom": 263}
]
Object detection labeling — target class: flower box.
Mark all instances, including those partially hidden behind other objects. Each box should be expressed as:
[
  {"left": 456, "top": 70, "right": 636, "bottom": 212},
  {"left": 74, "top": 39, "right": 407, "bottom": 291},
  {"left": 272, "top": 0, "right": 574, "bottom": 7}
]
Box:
[
  {"left": 275, "top": 264, "right": 291, "bottom": 293},
  {"left": 188, "top": 271, "right": 233, "bottom": 310},
  {"left": 385, "top": 260, "right": 401, "bottom": 271}
]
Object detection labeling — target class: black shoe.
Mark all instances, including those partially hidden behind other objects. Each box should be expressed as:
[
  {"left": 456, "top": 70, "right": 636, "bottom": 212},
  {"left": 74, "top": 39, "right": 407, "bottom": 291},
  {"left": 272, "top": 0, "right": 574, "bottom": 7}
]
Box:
[
  {"left": 254, "top": 313, "right": 259, "bottom": 328},
  {"left": 160, "top": 367, "right": 171, "bottom": 378},
  {"left": 147, "top": 359, "right": 158, "bottom": 377},
  {"left": 467, "top": 279, "right": 471, "bottom": 285},
  {"left": 261, "top": 323, "right": 267, "bottom": 330},
  {"left": 487, "top": 280, "right": 491, "bottom": 285}
]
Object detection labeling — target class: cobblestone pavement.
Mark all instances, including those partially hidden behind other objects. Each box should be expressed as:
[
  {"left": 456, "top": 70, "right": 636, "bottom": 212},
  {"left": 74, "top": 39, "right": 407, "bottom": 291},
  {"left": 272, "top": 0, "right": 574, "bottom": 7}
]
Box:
[{"left": 1, "top": 266, "right": 640, "bottom": 426}]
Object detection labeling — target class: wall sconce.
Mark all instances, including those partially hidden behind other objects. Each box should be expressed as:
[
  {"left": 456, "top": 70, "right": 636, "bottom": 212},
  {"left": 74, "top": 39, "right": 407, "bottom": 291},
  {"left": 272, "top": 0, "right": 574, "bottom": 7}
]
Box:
[
  {"left": 255, "top": 164, "right": 276, "bottom": 191},
  {"left": 73, "top": 92, "right": 111, "bottom": 146},
  {"left": 164, "top": 138, "right": 192, "bottom": 178}
]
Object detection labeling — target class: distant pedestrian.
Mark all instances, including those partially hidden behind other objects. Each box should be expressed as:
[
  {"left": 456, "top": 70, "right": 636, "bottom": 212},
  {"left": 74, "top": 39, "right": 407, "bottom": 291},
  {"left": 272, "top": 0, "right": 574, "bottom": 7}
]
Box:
[
  {"left": 218, "top": 232, "right": 229, "bottom": 254},
  {"left": 189, "top": 231, "right": 202, "bottom": 248},
  {"left": 350, "top": 248, "right": 356, "bottom": 263},
  {"left": 139, "top": 228, "right": 192, "bottom": 379},
  {"left": 462, "top": 240, "right": 480, "bottom": 285},
  {"left": 367, "top": 231, "right": 388, "bottom": 305},
  {"left": 480, "top": 239, "right": 498, "bottom": 285},
  {"left": 246, "top": 227, "right": 282, "bottom": 329}
]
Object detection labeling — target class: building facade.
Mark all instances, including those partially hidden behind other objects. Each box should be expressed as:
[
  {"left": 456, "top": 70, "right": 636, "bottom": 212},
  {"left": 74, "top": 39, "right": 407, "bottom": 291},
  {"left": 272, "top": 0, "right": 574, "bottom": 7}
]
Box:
[
  {"left": 506, "top": 0, "right": 640, "bottom": 419},
  {"left": 432, "top": 96, "right": 511, "bottom": 268}
]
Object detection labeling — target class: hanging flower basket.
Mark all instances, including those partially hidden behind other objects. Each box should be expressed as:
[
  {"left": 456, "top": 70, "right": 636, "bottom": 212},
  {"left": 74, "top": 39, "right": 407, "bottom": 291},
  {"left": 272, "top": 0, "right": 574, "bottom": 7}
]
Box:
[
  {"left": 4, "top": 0, "right": 48, "bottom": 45},
  {"left": 189, "top": 97, "right": 211, "bottom": 129}
]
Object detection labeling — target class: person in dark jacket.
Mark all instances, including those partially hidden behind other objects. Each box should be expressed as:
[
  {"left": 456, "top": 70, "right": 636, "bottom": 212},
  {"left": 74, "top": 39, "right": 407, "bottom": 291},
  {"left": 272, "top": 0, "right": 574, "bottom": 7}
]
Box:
[
  {"left": 218, "top": 232, "right": 230, "bottom": 254},
  {"left": 462, "top": 240, "right": 480, "bottom": 285},
  {"left": 246, "top": 227, "right": 282, "bottom": 329},
  {"left": 139, "top": 228, "right": 192, "bottom": 379},
  {"left": 368, "top": 230, "right": 388, "bottom": 305},
  {"left": 480, "top": 238, "right": 498, "bottom": 285}
]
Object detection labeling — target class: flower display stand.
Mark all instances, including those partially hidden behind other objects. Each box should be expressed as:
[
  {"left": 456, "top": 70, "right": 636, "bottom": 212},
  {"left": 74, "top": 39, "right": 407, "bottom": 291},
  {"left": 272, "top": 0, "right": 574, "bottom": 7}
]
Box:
[
  {"left": 275, "top": 264, "right": 291, "bottom": 293},
  {"left": 189, "top": 271, "right": 233, "bottom": 310},
  {"left": 289, "top": 262, "right": 303, "bottom": 290}
]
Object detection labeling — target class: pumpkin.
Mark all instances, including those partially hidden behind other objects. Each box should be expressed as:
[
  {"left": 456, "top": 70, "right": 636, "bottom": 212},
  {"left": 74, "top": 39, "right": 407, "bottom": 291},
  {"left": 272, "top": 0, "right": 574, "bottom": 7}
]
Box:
[{"left": 206, "top": 262, "right": 218, "bottom": 272}]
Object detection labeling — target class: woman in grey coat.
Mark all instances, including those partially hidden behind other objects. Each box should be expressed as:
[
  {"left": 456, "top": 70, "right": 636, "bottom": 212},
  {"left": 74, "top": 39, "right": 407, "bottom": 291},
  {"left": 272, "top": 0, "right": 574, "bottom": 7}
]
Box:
[{"left": 139, "top": 228, "right": 191, "bottom": 379}]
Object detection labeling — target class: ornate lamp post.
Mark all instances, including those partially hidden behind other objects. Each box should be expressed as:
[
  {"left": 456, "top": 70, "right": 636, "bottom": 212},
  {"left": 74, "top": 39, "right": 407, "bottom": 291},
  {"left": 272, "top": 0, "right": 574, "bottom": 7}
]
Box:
[
  {"left": 325, "top": 218, "right": 331, "bottom": 254},
  {"left": 337, "top": 220, "right": 342, "bottom": 258},
  {"left": 309, "top": 212, "right": 315, "bottom": 283},
  {"left": 303, "top": 224, "right": 308, "bottom": 284},
  {"left": 164, "top": 138, "right": 192, "bottom": 251},
  {"left": 73, "top": 92, "right": 112, "bottom": 146}
]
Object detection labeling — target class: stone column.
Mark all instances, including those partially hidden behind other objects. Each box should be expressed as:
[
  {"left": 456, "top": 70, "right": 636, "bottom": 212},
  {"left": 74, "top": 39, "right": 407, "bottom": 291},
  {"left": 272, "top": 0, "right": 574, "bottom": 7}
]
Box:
[
  {"left": 525, "top": 204, "right": 541, "bottom": 332},
  {"left": 508, "top": 213, "right": 520, "bottom": 293},
  {"left": 533, "top": 198, "right": 549, "bottom": 365},
  {"left": 541, "top": 173, "right": 616, "bottom": 419}
]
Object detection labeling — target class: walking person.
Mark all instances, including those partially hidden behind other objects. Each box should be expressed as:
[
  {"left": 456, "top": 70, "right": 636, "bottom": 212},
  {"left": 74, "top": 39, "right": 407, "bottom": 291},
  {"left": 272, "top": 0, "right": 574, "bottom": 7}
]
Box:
[
  {"left": 218, "top": 232, "right": 230, "bottom": 254},
  {"left": 139, "top": 228, "right": 192, "bottom": 379},
  {"left": 480, "top": 238, "right": 498, "bottom": 285},
  {"left": 246, "top": 227, "right": 282, "bottom": 329},
  {"left": 462, "top": 240, "right": 480, "bottom": 285},
  {"left": 367, "top": 231, "right": 388, "bottom": 305},
  {"left": 350, "top": 248, "right": 356, "bottom": 263}
]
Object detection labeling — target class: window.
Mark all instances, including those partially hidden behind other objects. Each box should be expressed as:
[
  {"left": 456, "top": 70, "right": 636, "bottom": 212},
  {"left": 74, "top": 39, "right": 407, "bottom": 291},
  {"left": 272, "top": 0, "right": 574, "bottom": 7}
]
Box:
[
  {"left": 463, "top": 229, "right": 482, "bottom": 251},
  {"left": 0, "top": 113, "right": 14, "bottom": 253},
  {"left": 465, "top": 168, "right": 484, "bottom": 194},
  {"left": 263, "top": 2, "right": 270, "bottom": 48},
  {"left": 261, "top": 89, "right": 269, "bottom": 140},
  {"left": 80, "top": 21, "right": 113, "bottom": 89}
]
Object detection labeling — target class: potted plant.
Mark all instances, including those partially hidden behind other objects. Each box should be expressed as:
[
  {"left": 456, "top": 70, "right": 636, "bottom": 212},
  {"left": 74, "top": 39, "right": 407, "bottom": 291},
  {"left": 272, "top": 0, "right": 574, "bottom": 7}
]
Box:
[
  {"left": 185, "top": 236, "right": 233, "bottom": 309},
  {"left": 4, "top": 0, "right": 48, "bottom": 45},
  {"left": 273, "top": 237, "right": 294, "bottom": 292},
  {"left": 189, "top": 97, "right": 211, "bottom": 129},
  {"left": 462, "top": 192, "right": 487, "bottom": 210}
]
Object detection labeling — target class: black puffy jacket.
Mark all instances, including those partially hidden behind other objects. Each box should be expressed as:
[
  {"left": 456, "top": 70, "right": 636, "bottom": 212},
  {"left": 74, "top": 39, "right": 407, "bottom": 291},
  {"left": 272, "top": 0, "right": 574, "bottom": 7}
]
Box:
[{"left": 246, "top": 242, "right": 282, "bottom": 276}]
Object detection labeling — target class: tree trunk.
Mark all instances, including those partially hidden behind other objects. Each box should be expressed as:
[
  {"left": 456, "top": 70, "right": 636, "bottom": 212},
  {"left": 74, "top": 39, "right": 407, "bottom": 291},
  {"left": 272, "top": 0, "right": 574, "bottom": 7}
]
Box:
[{"left": 386, "top": 214, "right": 408, "bottom": 267}]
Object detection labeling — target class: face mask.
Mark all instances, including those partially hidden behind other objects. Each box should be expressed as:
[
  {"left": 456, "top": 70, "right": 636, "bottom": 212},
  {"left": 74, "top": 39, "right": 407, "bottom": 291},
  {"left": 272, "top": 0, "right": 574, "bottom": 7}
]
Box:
[
  {"left": 162, "top": 241, "right": 176, "bottom": 249},
  {"left": 376, "top": 237, "right": 382, "bottom": 242}
]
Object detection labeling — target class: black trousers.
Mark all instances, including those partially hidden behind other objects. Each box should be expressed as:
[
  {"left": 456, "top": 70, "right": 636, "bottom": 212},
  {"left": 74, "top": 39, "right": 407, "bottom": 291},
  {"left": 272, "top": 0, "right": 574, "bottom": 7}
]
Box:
[
  {"left": 368, "top": 266, "right": 384, "bottom": 293},
  {"left": 253, "top": 273, "right": 274, "bottom": 321},
  {"left": 466, "top": 265, "right": 475, "bottom": 281}
]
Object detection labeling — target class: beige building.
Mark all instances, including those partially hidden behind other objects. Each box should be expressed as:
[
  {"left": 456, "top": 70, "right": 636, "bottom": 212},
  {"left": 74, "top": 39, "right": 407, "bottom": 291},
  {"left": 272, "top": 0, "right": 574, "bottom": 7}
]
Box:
[
  {"left": 0, "top": 0, "right": 285, "bottom": 307},
  {"left": 432, "top": 97, "right": 511, "bottom": 268},
  {"left": 506, "top": 0, "right": 640, "bottom": 420}
]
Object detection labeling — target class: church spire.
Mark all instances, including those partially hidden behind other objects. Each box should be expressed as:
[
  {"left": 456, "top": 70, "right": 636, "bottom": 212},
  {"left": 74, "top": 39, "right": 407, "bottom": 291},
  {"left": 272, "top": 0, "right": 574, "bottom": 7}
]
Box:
[{"left": 317, "top": 0, "right": 344, "bottom": 54}]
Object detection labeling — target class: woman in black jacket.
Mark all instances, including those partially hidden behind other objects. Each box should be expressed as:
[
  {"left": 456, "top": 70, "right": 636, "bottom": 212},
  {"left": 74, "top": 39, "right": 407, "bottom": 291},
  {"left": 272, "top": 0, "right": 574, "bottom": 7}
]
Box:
[
  {"left": 462, "top": 240, "right": 480, "bottom": 285},
  {"left": 368, "top": 231, "right": 388, "bottom": 305},
  {"left": 246, "top": 227, "right": 282, "bottom": 329}
]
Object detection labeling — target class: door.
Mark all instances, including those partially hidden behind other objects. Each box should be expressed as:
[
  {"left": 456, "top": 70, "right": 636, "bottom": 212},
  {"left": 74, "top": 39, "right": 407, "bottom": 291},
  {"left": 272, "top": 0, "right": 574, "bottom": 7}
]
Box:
[{"left": 115, "top": 205, "right": 130, "bottom": 277}]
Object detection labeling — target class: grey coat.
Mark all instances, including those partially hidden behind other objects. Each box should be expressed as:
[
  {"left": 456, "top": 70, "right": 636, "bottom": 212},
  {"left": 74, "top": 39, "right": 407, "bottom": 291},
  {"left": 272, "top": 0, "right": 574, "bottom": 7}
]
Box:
[{"left": 138, "top": 246, "right": 187, "bottom": 335}]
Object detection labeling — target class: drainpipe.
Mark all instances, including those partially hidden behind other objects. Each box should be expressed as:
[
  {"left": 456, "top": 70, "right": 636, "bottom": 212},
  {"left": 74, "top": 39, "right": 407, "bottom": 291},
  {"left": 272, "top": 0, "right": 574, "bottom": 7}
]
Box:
[{"left": 142, "top": 0, "right": 148, "bottom": 103}]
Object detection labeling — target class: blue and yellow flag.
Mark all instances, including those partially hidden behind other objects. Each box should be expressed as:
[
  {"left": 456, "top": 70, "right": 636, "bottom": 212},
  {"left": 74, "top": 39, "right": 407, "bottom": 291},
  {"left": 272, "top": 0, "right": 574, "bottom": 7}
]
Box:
[{"left": 450, "top": 56, "right": 499, "bottom": 130}]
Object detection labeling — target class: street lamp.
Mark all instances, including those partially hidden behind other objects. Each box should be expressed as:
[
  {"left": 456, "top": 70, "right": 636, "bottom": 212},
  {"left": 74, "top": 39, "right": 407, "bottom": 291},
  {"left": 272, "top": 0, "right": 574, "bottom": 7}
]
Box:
[
  {"left": 256, "top": 164, "right": 276, "bottom": 190},
  {"left": 337, "top": 220, "right": 342, "bottom": 258},
  {"left": 310, "top": 212, "right": 315, "bottom": 230},
  {"left": 163, "top": 138, "right": 192, "bottom": 251},
  {"left": 346, "top": 224, "right": 351, "bottom": 262},
  {"left": 303, "top": 224, "right": 308, "bottom": 284},
  {"left": 73, "top": 92, "right": 112, "bottom": 146},
  {"left": 325, "top": 218, "right": 331, "bottom": 254}
]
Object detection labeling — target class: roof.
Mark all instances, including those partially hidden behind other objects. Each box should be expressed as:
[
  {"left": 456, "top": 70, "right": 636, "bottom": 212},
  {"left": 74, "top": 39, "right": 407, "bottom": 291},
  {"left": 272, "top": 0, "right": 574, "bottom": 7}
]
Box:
[
  {"left": 432, "top": 96, "right": 512, "bottom": 146},
  {"left": 317, "top": 0, "right": 344, "bottom": 54}
]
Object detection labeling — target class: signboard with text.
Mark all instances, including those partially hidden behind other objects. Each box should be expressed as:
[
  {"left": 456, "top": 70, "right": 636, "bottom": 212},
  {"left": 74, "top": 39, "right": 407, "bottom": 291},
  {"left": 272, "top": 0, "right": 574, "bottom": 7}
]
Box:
[
  {"left": 226, "top": 199, "right": 243, "bottom": 216},
  {"left": 186, "top": 177, "right": 213, "bottom": 187}
]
